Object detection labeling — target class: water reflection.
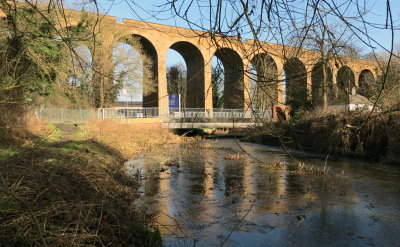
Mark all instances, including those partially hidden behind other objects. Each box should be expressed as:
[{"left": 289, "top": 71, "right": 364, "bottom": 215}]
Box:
[{"left": 126, "top": 139, "right": 400, "bottom": 247}]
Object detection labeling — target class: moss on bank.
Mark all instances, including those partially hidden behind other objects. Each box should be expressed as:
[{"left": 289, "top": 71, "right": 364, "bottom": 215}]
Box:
[
  {"left": 0, "top": 121, "right": 173, "bottom": 246},
  {"left": 246, "top": 113, "right": 400, "bottom": 165}
]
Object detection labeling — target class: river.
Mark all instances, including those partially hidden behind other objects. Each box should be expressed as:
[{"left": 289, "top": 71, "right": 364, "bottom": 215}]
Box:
[{"left": 126, "top": 138, "right": 400, "bottom": 247}]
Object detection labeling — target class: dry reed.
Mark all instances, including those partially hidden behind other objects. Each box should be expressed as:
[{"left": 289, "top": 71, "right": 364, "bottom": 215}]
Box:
[
  {"left": 0, "top": 119, "right": 180, "bottom": 246},
  {"left": 0, "top": 141, "right": 162, "bottom": 246},
  {"left": 0, "top": 107, "right": 51, "bottom": 145},
  {"left": 223, "top": 153, "right": 245, "bottom": 160},
  {"left": 83, "top": 120, "right": 182, "bottom": 159}
]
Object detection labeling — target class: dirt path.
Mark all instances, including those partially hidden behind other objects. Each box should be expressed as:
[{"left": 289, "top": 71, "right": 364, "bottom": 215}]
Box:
[{"left": 53, "top": 123, "right": 82, "bottom": 141}]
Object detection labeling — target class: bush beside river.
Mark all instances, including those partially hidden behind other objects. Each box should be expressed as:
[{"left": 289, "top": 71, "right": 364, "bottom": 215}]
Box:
[{"left": 245, "top": 112, "right": 400, "bottom": 165}]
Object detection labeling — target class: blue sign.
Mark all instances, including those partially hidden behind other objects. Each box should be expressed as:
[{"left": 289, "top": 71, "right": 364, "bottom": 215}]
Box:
[{"left": 169, "top": 94, "right": 180, "bottom": 109}]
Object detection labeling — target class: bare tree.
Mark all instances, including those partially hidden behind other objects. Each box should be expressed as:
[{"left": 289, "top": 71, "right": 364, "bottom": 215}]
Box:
[
  {"left": 366, "top": 47, "right": 400, "bottom": 110},
  {"left": 112, "top": 40, "right": 154, "bottom": 104},
  {"left": 167, "top": 63, "right": 187, "bottom": 107},
  {"left": 212, "top": 61, "right": 224, "bottom": 108},
  {"left": 297, "top": 19, "right": 361, "bottom": 110}
]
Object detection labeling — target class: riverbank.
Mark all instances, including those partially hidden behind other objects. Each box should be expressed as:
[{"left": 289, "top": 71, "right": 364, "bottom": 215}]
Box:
[
  {"left": 0, "top": 119, "right": 182, "bottom": 246},
  {"left": 245, "top": 112, "right": 400, "bottom": 165}
]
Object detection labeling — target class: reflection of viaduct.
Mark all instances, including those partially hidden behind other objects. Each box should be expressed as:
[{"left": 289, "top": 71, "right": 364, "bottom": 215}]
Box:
[{"left": 1, "top": 8, "right": 377, "bottom": 112}]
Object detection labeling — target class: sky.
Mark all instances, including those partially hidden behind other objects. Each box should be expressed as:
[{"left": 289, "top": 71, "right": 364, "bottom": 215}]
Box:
[{"left": 92, "top": 0, "right": 400, "bottom": 55}]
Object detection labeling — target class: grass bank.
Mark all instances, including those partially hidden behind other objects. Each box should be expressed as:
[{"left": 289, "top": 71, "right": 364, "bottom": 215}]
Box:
[
  {"left": 245, "top": 112, "right": 400, "bottom": 165},
  {"left": 84, "top": 120, "right": 181, "bottom": 159},
  {"left": 0, "top": 118, "right": 183, "bottom": 246}
]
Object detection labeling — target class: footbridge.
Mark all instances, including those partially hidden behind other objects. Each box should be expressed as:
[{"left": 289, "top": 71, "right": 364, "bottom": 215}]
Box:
[{"left": 98, "top": 108, "right": 271, "bottom": 129}]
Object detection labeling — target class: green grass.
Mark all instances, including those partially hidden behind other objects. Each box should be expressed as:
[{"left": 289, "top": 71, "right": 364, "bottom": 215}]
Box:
[
  {"left": 0, "top": 147, "right": 19, "bottom": 163},
  {"left": 74, "top": 124, "right": 84, "bottom": 134},
  {"left": 47, "top": 123, "right": 62, "bottom": 142},
  {"left": 60, "top": 141, "right": 82, "bottom": 151},
  {"left": 61, "top": 141, "right": 82, "bottom": 152},
  {"left": 0, "top": 199, "right": 20, "bottom": 211}
]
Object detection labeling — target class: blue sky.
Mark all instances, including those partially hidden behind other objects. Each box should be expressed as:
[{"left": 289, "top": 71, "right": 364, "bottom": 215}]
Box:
[{"left": 93, "top": 0, "right": 399, "bottom": 55}]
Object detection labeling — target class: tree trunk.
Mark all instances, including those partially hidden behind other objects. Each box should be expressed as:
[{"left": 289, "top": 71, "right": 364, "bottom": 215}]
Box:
[{"left": 322, "top": 60, "right": 328, "bottom": 111}]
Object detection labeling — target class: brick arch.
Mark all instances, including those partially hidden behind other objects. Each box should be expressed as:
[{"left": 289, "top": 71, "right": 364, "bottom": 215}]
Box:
[
  {"left": 311, "top": 61, "right": 334, "bottom": 107},
  {"left": 168, "top": 41, "right": 205, "bottom": 108},
  {"left": 131, "top": 35, "right": 159, "bottom": 107},
  {"left": 358, "top": 69, "right": 375, "bottom": 98},
  {"left": 213, "top": 47, "right": 244, "bottom": 109},
  {"left": 283, "top": 57, "right": 308, "bottom": 110},
  {"left": 336, "top": 65, "right": 355, "bottom": 104},
  {"left": 249, "top": 52, "right": 279, "bottom": 109},
  {"left": 111, "top": 34, "right": 159, "bottom": 107},
  {"left": 69, "top": 45, "right": 93, "bottom": 87}
]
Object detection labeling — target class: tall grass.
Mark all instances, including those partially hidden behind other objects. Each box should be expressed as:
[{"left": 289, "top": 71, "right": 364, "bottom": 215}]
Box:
[
  {"left": 0, "top": 107, "right": 51, "bottom": 145},
  {"left": 83, "top": 120, "right": 182, "bottom": 159},
  {"left": 1, "top": 119, "right": 171, "bottom": 246},
  {"left": 0, "top": 140, "right": 163, "bottom": 246}
]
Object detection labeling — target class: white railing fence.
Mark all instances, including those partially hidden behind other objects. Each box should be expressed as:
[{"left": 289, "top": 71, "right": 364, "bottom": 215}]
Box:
[
  {"left": 36, "top": 108, "right": 97, "bottom": 123},
  {"left": 35, "top": 107, "right": 272, "bottom": 123},
  {"left": 97, "top": 108, "right": 272, "bottom": 120}
]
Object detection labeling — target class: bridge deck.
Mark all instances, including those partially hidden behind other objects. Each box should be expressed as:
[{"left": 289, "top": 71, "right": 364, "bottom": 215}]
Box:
[{"left": 161, "top": 122, "right": 255, "bottom": 129}]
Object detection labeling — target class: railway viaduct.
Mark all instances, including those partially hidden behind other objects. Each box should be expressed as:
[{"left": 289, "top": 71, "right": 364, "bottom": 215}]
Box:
[{"left": 0, "top": 8, "right": 378, "bottom": 114}]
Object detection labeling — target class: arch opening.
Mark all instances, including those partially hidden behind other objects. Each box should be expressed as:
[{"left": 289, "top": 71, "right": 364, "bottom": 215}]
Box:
[
  {"left": 211, "top": 57, "right": 224, "bottom": 109},
  {"left": 283, "top": 57, "right": 308, "bottom": 110},
  {"left": 69, "top": 45, "right": 93, "bottom": 87},
  {"left": 112, "top": 42, "right": 142, "bottom": 106},
  {"left": 132, "top": 35, "right": 158, "bottom": 107},
  {"left": 311, "top": 61, "right": 334, "bottom": 108},
  {"left": 213, "top": 48, "right": 244, "bottom": 109},
  {"left": 166, "top": 50, "right": 187, "bottom": 108},
  {"left": 250, "top": 53, "right": 278, "bottom": 110},
  {"left": 336, "top": 66, "right": 355, "bottom": 104},
  {"left": 358, "top": 69, "right": 374, "bottom": 98},
  {"left": 111, "top": 35, "right": 158, "bottom": 108},
  {"left": 51, "top": 44, "right": 94, "bottom": 108},
  {"left": 168, "top": 41, "right": 204, "bottom": 108}
]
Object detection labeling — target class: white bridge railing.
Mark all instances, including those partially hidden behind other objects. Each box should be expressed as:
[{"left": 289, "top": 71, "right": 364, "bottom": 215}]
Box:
[{"left": 97, "top": 108, "right": 272, "bottom": 120}]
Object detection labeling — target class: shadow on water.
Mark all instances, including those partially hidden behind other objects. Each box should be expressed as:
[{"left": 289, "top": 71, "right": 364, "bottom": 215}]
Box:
[{"left": 126, "top": 139, "right": 400, "bottom": 247}]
